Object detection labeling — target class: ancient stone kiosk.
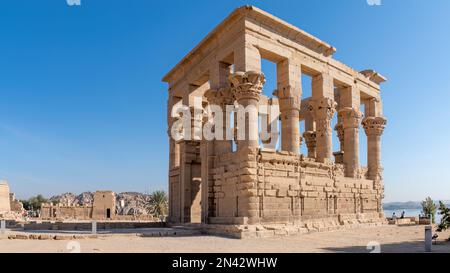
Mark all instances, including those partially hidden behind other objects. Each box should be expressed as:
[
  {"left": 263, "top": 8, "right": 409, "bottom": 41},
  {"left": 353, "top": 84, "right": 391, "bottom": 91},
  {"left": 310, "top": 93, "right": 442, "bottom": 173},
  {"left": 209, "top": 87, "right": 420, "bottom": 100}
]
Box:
[{"left": 163, "top": 6, "right": 387, "bottom": 238}]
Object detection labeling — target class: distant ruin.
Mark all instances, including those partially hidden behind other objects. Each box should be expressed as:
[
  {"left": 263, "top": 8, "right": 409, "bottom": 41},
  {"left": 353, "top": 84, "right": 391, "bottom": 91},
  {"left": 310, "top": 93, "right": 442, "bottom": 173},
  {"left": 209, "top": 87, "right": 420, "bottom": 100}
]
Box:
[
  {"left": 40, "top": 191, "right": 155, "bottom": 221},
  {"left": 0, "top": 180, "right": 24, "bottom": 219}
]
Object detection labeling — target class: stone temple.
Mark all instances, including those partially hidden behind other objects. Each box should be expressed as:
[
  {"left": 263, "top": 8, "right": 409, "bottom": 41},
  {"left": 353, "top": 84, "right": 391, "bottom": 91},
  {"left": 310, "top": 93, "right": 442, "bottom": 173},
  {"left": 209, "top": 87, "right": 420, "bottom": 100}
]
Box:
[{"left": 163, "top": 6, "right": 387, "bottom": 237}]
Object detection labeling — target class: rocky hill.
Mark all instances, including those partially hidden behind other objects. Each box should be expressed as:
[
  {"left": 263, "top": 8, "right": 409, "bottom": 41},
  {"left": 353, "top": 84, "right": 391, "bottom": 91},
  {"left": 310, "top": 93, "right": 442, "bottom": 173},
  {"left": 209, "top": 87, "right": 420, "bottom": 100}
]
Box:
[{"left": 49, "top": 191, "right": 151, "bottom": 215}]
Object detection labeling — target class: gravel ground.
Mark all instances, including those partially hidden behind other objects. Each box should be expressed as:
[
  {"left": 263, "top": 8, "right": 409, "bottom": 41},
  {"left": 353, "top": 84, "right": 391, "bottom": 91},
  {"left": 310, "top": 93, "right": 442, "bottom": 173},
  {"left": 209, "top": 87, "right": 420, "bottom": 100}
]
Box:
[{"left": 0, "top": 225, "right": 449, "bottom": 253}]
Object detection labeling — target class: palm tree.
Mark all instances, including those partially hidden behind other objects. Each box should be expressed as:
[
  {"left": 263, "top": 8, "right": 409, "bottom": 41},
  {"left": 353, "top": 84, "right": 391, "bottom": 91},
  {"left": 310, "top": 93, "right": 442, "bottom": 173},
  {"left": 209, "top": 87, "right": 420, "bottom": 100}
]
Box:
[
  {"left": 142, "top": 191, "right": 168, "bottom": 218},
  {"left": 149, "top": 190, "right": 168, "bottom": 218}
]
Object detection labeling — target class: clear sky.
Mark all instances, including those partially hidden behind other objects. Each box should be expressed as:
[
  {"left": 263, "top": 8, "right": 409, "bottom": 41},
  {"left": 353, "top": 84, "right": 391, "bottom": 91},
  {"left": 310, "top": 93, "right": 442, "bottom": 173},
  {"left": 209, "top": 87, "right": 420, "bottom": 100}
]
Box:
[{"left": 1, "top": 0, "right": 449, "bottom": 202}]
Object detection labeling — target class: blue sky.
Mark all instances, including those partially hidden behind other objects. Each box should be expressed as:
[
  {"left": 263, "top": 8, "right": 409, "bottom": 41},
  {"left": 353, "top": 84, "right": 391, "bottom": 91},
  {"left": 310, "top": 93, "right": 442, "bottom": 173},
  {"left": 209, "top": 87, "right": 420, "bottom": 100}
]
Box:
[{"left": 1, "top": 0, "right": 449, "bottom": 202}]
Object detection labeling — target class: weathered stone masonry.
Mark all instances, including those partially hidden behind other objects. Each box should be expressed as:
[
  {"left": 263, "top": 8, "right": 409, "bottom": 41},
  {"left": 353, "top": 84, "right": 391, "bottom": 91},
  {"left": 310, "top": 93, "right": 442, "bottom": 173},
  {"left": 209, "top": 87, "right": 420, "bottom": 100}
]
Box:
[{"left": 163, "top": 6, "right": 387, "bottom": 237}]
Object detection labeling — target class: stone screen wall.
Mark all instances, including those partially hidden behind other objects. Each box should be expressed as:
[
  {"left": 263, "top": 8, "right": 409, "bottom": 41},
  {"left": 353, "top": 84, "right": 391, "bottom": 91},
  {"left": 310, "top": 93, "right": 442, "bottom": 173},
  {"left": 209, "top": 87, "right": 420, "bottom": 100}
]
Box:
[{"left": 210, "top": 148, "right": 382, "bottom": 226}]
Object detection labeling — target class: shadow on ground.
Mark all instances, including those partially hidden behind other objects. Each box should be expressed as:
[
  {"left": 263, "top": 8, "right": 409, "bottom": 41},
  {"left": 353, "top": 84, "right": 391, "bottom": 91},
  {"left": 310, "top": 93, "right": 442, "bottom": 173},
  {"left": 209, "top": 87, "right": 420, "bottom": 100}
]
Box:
[{"left": 322, "top": 240, "right": 450, "bottom": 253}]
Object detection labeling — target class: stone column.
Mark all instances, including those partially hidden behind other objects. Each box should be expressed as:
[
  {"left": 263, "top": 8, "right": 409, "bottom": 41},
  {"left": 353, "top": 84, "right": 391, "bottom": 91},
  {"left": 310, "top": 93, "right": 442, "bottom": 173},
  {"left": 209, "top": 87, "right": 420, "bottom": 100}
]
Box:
[
  {"left": 176, "top": 97, "right": 204, "bottom": 223},
  {"left": 339, "top": 107, "right": 362, "bottom": 177},
  {"left": 229, "top": 71, "right": 265, "bottom": 150},
  {"left": 333, "top": 123, "right": 344, "bottom": 163},
  {"left": 169, "top": 138, "right": 180, "bottom": 168},
  {"left": 310, "top": 98, "right": 336, "bottom": 163},
  {"left": 362, "top": 116, "right": 387, "bottom": 180},
  {"left": 337, "top": 85, "right": 361, "bottom": 172},
  {"left": 333, "top": 86, "right": 343, "bottom": 163},
  {"left": 204, "top": 88, "right": 234, "bottom": 155},
  {"left": 277, "top": 94, "right": 300, "bottom": 154},
  {"left": 167, "top": 95, "right": 182, "bottom": 223},
  {"left": 261, "top": 97, "right": 279, "bottom": 149},
  {"left": 208, "top": 62, "right": 234, "bottom": 155},
  {"left": 167, "top": 96, "right": 181, "bottom": 169},
  {"left": 303, "top": 131, "right": 317, "bottom": 158},
  {"left": 303, "top": 100, "right": 317, "bottom": 158},
  {"left": 311, "top": 74, "right": 336, "bottom": 163},
  {"left": 275, "top": 59, "right": 301, "bottom": 154},
  {"left": 200, "top": 136, "right": 214, "bottom": 224}
]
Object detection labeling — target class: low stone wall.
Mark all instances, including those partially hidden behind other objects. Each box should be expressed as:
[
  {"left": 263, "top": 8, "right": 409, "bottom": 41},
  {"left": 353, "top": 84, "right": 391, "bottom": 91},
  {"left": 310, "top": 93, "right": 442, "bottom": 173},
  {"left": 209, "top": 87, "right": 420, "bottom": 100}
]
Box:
[
  {"left": 114, "top": 215, "right": 156, "bottom": 221},
  {"left": 40, "top": 205, "right": 93, "bottom": 220},
  {"left": 202, "top": 212, "right": 386, "bottom": 238},
  {"left": 387, "top": 217, "right": 419, "bottom": 225}
]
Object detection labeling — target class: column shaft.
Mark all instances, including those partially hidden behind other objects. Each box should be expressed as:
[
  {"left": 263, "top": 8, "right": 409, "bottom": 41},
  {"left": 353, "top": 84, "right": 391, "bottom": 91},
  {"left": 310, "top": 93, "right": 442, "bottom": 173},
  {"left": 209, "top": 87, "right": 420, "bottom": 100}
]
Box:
[
  {"left": 276, "top": 59, "right": 301, "bottom": 154},
  {"left": 311, "top": 74, "right": 336, "bottom": 163},
  {"left": 229, "top": 71, "right": 265, "bottom": 150},
  {"left": 339, "top": 107, "right": 362, "bottom": 177},
  {"left": 311, "top": 98, "right": 336, "bottom": 162},
  {"left": 362, "top": 116, "right": 387, "bottom": 180},
  {"left": 281, "top": 108, "right": 300, "bottom": 153},
  {"left": 368, "top": 134, "right": 381, "bottom": 178}
]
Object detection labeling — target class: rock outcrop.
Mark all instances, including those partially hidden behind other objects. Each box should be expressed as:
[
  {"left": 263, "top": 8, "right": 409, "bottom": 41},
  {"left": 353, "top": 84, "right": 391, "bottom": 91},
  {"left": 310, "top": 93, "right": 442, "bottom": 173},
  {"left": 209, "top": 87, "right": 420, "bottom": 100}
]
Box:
[{"left": 49, "top": 192, "right": 151, "bottom": 215}]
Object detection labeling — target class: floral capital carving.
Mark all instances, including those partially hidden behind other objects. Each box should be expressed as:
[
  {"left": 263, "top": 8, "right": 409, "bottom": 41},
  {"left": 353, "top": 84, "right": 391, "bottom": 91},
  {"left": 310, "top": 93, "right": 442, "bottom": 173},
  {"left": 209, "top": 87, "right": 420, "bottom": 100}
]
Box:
[
  {"left": 229, "top": 71, "right": 265, "bottom": 102},
  {"left": 303, "top": 131, "right": 317, "bottom": 149},
  {"left": 204, "top": 87, "right": 235, "bottom": 107},
  {"left": 362, "top": 116, "right": 387, "bottom": 136},
  {"left": 309, "top": 98, "right": 337, "bottom": 122},
  {"left": 338, "top": 107, "right": 362, "bottom": 129}
]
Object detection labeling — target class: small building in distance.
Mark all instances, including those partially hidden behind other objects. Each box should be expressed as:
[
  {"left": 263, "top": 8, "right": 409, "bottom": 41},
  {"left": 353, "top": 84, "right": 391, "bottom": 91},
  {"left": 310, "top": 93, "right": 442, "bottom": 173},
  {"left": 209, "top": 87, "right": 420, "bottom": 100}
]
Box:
[
  {"left": 41, "top": 190, "right": 116, "bottom": 220},
  {"left": 92, "top": 191, "right": 116, "bottom": 220},
  {"left": 40, "top": 190, "right": 154, "bottom": 221}
]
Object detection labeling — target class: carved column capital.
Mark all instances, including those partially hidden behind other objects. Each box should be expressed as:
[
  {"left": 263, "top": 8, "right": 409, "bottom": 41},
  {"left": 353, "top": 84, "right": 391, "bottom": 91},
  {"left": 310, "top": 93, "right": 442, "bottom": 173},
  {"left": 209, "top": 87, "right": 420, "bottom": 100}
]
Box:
[
  {"left": 313, "top": 99, "right": 336, "bottom": 138},
  {"left": 362, "top": 116, "right": 387, "bottom": 136},
  {"left": 334, "top": 123, "right": 344, "bottom": 143},
  {"left": 309, "top": 97, "right": 337, "bottom": 122},
  {"left": 273, "top": 85, "right": 301, "bottom": 112},
  {"left": 229, "top": 71, "right": 265, "bottom": 102},
  {"left": 338, "top": 107, "right": 362, "bottom": 129},
  {"left": 334, "top": 122, "right": 345, "bottom": 164},
  {"left": 303, "top": 131, "right": 317, "bottom": 149},
  {"left": 204, "top": 88, "right": 234, "bottom": 107}
]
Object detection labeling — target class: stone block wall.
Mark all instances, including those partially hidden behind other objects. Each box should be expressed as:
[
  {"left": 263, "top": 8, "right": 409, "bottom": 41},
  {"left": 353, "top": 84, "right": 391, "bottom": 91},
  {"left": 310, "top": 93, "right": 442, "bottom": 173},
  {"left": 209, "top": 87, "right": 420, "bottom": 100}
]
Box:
[
  {"left": 40, "top": 205, "right": 93, "bottom": 220},
  {"left": 168, "top": 167, "right": 181, "bottom": 222},
  {"left": 209, "top": 148, "right": 383, "bottom": 227}
]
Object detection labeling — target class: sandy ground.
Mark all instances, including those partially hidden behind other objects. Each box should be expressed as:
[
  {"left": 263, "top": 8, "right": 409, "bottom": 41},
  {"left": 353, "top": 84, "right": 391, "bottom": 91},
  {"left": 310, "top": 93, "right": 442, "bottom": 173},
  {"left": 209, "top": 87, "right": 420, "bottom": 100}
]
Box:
[{"left": 0, "top": 225, "right": 449, "bottom": 253}]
